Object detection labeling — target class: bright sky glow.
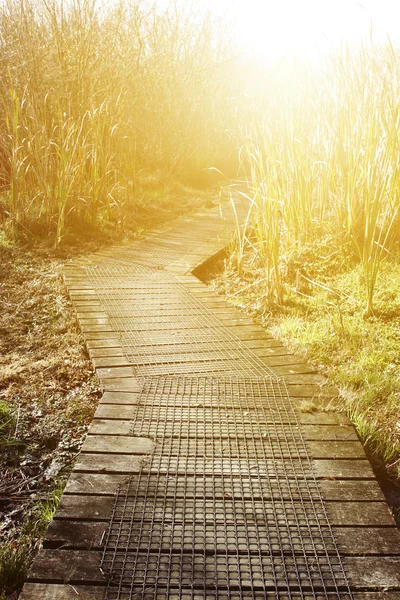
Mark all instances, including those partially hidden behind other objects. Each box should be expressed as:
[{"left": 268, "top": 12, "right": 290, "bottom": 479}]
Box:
[{"left": 198, "top": 0, "right": 400, "bottom": 61}]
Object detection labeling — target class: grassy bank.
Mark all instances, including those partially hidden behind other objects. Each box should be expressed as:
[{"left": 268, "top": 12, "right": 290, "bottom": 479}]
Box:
[{"left": 214, "top": 239, "right": 400, "bottom": 516}]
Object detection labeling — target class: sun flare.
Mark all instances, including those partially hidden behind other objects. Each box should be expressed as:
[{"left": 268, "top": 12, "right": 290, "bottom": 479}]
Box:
[{"left": 208, "top": 0, "right": 400, "bottom": 61}]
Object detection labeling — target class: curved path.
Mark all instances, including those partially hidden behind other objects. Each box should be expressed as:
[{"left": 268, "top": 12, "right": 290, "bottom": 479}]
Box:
[{"left": 21, "top": 199, "right": 400, "bottom": 599}]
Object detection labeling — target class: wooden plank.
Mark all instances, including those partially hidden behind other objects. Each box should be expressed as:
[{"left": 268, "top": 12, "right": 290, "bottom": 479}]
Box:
[
  {"left": 27, "top": 550, "right": 400, "bottom": 588},
  {"left": 96, "top": 388, "right": 346, "bottom": 421},
  {"left": 320, "top": 479, "right": 385, "bottom": 501},
  {"left": 92, "top": 357, "right": 133, "bottom": 368},
  {"left": 67, "top": 286, "right": 97, "bottom": 291},
  {"left": 52, "top": 495, "right": 395, "bottom": 526},
  {"left": 270, "top": 364, "right": 320, "bottom": 375},
  {"left": 69, "top": 290, "right": 97, "bottom": 297},
  {"left": 86, "top": 338, "right": 122, "bottom": 349},
  {"left": 20, "top": 587, "right": 400, "bottom": 600},
  {"left": 88, "top": 344, "right": 280, "bottom": 360},
  {"left": 242, "top": 338, "right": 288, "bottom": 348},
  {"left": 279, "top": 373, "right": 327, "bottom": 385},
  {"left": 75, "top": 453, "right": 375, "bottom": 478},
  {"left": 74, "top": 454, "right": 145, "bottom": 473},
  {"left": 82, "top": 325, "right": 114, "bottom": 333},
  {"left": 285, "top": 384, "right": 338, "bottom": 398},
  {"left": 306, "top": 440, "right": 365, "bottom": 459},
  {"left": 335, "top": 528, "right": 400, "bottom": 555},
  {"left": 77, "top": 312, "right": 108, "bottom": 320},
  {"left": 305, "top": 425, "right": 358, "bottom": 440},
  {"left": 101, "top": 378, "right": 141, "bottom": 392},
  {"left": 346, "top": 557, "right": 400, "bottom": 588},
  {"left": 98, "top": 391, "right": 140, "bottom": 404},
  {"left": 64, "top": 473, "right": 386, "bottom": 501},
  {"left": 79, "top": 317, "right": 109, "bottom": 325},
  {"left": 84, "top": 332, "right": 122, "bottom": 340},
  {"left": 89, "top": 420, "right": 358, "bottom": 441},
  {"left": 95, "top": 366, "right": 136, "bottom": 379},
  {"left": 81, "top": 435, "right": 154, "bottom": 454},
  {"left": 45, "top": 520, "right": 400, "bottom": 555},
  {"left": 74, "top": 304, "right": 105, "bottom": 312},
  {"left": 19, "top": 584, "right": 105, "bottom": 600},
  {"left": 313, "top": 459, "right": 375, "bottom": 479},
  {"left": 27, "top": 550, "right": 103, "bottom": 584},
  {"left": 64, "top": 473, "right": 126, "bottom": 495},
  {"left": 230, "top": 330, "right": 283, "bottom": 341},
  {"left": 89, "top": 348, "right": 125, "bottom": 358},
  {"left": 257, "top": 354, "right": 315, "bottom": 367},
  {"left": 93, "top": 404, "right": 349, "bottom": 426}
]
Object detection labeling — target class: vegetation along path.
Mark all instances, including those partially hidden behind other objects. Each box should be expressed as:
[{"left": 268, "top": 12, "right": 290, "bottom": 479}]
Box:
[{"left": 20, "top": 199, "right": 400, "bottom": 599}]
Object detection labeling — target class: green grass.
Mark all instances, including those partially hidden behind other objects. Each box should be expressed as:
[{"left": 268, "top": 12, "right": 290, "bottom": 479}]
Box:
[
  {"left": 0, "top": 402, "right": 16, "bottom": 445},
  {"left": 215, "top": 247, "right": 400, "bottom": 475},
  {"left": 0, "top": 483, "right": 63, "bottom": 597}
]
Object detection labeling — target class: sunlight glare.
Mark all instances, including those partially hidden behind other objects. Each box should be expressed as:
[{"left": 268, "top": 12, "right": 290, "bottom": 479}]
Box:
[{"left": 207, "top": 0, "right": 400, "bottom": 61}]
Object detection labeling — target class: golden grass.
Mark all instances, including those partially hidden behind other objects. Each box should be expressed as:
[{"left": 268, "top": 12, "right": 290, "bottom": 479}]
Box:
[
  {"left": 0, "top": 0, "right": 239, "bottom": 244},
  {"left": 239, "top": 45, "right": 400, "bottom": 314}
]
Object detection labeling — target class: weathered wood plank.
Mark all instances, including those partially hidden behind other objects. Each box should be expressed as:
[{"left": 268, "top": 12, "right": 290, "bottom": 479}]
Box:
[
  {"left": 64, "top": 473, "right": 386, "bottom": 501},
  {"left": 52, "top": 495, "right": 395, "bottom": 526},
  {"left": 85, "top": 338, "right": 122, "bottom": 349},
  {"left": 285, "top": 384, "right": 338, "bottom": 398},
  {"left": 18, "top": 586, "right": 400, "bottom": 600},
  {"left": 313, "top": 459, "right": 375, "bottom": 479},
  {"left": 74, "top": 304, "right": 104, "bottom": 312},
  {"left": 279, "top": 373, "right": 327, "bottom": 385},
  {"left": 89, "top": 420, "right": 358, "bottom": 441},
  {"left": 91, "top": 357, "right": 132, "bottom": 368},
  {"left": 74, "top": 454, "right": 146, "bottom": 473},
  {"left": 82, "top": 433, "right": 364, "bottom": 460},
  {"left": 27, "top": 550, "right": 400, "bottom": 588},
  {"left": 79, "top": 317, "right": 110, "bottom": 325},
  {"left": 81, "top": 435, "right": 154, "bottom": 454},
  {"left": 84, "top": 332, "right": 123, "bottom": 340},
  {"left": 93, "top": 404, "right": 349, "bottom": 426},
  {"left": 346, "top": 557, "right": 400, "bottom": 588},
  {"left": 261, "top": 356, "right": 317, "bottom": 368},
  {"left": 45, "top": 520, "right": 400, "bottom": 556},
  {"left": 77, "top": 312, "right": 108, "bottom": 320},
  {"left": 82, "top": 324, "right": 114, "bottom": 333},
  {"left": 95, "top": 366, "right": 136, "bottom": 379},
  {"left": 75, "top": 453, "right": 375, "bottom": 478},
  {"left": 27, "top": 550, "right": 103, "bottom": 584},
  {"left": 19, "top": 584, "right": 105, "bottom": 600},
  {"left": 101, "top": 378, "right": 141, "bottom": 392},
  {"left": 98, "top": 391, "right": 140, "bottom": 404},
  {"left": 89, "top": 348, "right": 125, "bottom": 358},
  {"left": 306, "top": 440, "right": 365, "bottom": 459},
  {"left": 252, "top": 344, "right": 300, "bottom": 354}
]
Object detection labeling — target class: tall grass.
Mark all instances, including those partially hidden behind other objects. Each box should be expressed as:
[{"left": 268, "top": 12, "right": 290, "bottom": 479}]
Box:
[
  {"left": 0, "top": 0, "right": 239, "bottom": 243},
  {"left": 240, "top": 46, "right": 400, "bottom": 315},
  {"left": 1, "top": 0, "right": 399, "bottom": 297}
]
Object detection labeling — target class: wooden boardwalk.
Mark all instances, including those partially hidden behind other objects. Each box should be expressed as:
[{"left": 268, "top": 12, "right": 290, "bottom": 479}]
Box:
[{"left": 21, "top": 199, "right": 400, "bottom": 599}]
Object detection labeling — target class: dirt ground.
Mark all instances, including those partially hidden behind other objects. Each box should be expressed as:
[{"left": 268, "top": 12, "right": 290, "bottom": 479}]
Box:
[{"left": 0, "top": 242, "right": 102, "bottom": 598}]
